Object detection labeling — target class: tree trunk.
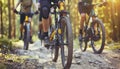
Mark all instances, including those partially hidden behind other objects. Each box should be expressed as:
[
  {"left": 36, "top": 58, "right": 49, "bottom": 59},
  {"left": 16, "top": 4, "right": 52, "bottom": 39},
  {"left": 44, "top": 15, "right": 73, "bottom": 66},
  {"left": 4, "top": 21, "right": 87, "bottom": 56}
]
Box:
[
  {"left": 0, "top": 1, "right": 3, "bottom": 38},
  {"left": 111, "top": 2, "right": 117, "bottom": 42},
  {"left": 11, "top": 0, "right": 16, "bottom": 38},
  {"left": 117, "top": 1, "right": 120, "bottom": 41},
  {"left": 8, "top": 0, "right": 12, "bottom": 39}
]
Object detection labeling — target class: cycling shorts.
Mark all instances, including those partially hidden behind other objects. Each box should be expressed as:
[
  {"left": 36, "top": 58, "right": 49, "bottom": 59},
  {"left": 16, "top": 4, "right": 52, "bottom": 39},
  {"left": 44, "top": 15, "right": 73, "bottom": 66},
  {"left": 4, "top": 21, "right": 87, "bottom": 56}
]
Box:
[{"left": 20, "top": 13, "right": 32, "bottom": 24}]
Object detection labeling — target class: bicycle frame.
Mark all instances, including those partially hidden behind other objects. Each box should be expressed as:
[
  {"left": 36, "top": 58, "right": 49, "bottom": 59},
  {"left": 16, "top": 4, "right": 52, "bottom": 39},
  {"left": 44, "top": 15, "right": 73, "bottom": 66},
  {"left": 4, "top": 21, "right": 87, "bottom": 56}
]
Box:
[
  {"left": 85, "top": 3, "right": 105, "bottom": 27},
  {"left": 49, "top": 3, "right": 68, "bottom": 46},
  {"left": 48, "top": 2, "right": 73, "bottom": 68}
]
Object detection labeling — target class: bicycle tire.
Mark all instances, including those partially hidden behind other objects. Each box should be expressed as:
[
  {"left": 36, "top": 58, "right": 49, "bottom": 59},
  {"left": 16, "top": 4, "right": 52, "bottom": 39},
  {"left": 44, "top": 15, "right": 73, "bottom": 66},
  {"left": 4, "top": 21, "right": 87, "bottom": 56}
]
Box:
[
  {"left": 79, "top": 24, "right": 88, "bottom": 52},
  {"left": 60, "top": 16, "right": 73, "bottom": 69},
  {"left": 23, "top": 24, "right": 30, "bottom": 50},
  {"left": 91, "top": 19, "right": 105, "bottom": 54},
  {"left": 52, "top": 46, "right": 59, "bottom": 62},
  {"left": 79, "top": 39, "right": 87, "bottom": 52}
]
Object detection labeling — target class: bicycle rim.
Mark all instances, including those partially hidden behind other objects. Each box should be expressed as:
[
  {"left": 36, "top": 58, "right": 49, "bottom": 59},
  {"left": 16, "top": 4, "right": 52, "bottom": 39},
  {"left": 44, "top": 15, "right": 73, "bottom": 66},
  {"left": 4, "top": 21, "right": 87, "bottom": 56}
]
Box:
[{"left": 91, "top": 19, "right": 105, "bottom": 54}]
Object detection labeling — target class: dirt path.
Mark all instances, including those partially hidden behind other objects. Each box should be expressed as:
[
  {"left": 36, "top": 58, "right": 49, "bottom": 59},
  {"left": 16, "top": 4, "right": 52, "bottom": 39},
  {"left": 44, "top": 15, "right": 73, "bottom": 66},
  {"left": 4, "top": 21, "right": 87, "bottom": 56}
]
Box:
[{"left": 1, "top": 40, "right": 120, "bottom": 69}]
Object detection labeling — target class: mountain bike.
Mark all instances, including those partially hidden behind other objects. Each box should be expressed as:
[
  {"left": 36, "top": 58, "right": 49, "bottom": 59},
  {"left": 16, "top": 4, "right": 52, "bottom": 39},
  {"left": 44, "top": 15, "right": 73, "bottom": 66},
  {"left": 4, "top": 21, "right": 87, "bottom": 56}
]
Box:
[
  {"left": 39, "top": 2, "right": 73, "bottom": 69},
  {"left": 79, "top": 2, "right": 107, "bottom": 54},
  {"left": 14, "top": 11, "right": 35, "bottom": 50}
]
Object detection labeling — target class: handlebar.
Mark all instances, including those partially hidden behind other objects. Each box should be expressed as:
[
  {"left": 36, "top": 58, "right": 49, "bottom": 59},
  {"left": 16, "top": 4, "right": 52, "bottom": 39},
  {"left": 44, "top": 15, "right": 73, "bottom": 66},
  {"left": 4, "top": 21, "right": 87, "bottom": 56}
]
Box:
[
  {"left": 14, "top": 10, "right": 38, "bottom": 16},
  {"left": 50, "top": 10, "right": 69, "bottom": 14},
  {"left": 51, "top": 3, "right": 58, "bottom": 8}
]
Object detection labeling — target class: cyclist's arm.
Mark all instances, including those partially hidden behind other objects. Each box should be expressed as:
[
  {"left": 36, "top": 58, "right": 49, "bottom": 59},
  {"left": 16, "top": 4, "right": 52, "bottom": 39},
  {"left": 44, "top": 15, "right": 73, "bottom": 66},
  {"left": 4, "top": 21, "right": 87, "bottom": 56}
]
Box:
[{"left": 14, "top": 0, "right": 21, "bottom": 9}]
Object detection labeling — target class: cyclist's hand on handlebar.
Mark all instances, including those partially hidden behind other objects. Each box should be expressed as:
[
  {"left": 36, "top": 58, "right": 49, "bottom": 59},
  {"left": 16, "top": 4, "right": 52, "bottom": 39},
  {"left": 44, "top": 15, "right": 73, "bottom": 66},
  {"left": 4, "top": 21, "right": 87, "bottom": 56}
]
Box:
[{"left": 13, "top": 9, "right": 18, "bottom": 14}]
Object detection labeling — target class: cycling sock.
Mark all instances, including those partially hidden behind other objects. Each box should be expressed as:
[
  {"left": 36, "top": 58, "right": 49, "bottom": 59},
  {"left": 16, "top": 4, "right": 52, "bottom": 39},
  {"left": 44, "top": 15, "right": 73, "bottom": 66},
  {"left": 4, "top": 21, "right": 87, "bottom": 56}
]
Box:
[
  {"left": 20, "top": 32, "right": 22, "bottom": 37},
  {"left": 44, "top": 32, "right": 48, "bottom": 37}
]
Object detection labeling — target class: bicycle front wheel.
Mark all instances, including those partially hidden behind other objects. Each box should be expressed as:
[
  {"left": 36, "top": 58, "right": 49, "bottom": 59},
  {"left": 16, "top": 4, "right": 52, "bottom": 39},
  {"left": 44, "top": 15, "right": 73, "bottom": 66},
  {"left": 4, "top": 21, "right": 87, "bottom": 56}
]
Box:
[
  {"left": 91, "top": 19, "right": 105, "bottom": 54},
  {"left": 60, "top": 16, "right": 73, "bottom": 69},
  {"left": 23, "top": 24, "right": 30, "bottom": 50}
]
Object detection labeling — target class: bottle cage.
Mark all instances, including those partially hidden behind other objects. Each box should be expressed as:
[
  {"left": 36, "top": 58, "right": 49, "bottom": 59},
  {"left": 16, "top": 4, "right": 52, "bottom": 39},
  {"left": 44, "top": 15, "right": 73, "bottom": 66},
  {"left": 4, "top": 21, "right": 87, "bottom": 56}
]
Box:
[
  {"left": 59, "top": 1, "right": 65, "bottom": 11},
  {"left": 25, "top": 16, "right": 29, "bottom": 22}
]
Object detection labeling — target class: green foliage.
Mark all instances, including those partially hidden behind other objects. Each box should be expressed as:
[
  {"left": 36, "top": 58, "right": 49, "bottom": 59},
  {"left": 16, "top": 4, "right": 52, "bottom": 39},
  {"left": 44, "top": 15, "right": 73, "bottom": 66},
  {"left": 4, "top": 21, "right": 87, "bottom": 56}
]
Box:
[
  {"left": 0, "top": 0, "right": 120, "bottom": 42},
  {"left": 0, "top": 63, "right": 6, "bottom": 69},
  {"left": 0, "top": 38, "right": 12, "bottom": 54}
]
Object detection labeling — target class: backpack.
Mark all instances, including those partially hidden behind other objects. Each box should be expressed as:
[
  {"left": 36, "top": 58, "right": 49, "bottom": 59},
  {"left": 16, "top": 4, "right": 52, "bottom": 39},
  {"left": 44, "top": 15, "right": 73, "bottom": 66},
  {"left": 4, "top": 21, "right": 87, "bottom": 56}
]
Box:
[
  {"left": 20, "top": 0, "right": 33, "bottom": 13},
  {"left": 21, "top": 0, "right": 32, "bottom": 8}
]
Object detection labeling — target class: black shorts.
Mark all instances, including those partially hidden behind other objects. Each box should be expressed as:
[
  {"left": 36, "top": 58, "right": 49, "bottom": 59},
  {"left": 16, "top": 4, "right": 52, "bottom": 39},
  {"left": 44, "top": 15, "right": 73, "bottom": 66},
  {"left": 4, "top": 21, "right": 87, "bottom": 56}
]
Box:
[
  {"left": 39, "top": 7, "right": 50, "bottom": 21},
  {"left": 20, "top": 13, "right": 32, "bottom": 24},
  {"left": 78, "top": 2, "right": 92, "bottom": 15},
  {"left": 39, "top": 0, "right": 51, "bottom": 21}
]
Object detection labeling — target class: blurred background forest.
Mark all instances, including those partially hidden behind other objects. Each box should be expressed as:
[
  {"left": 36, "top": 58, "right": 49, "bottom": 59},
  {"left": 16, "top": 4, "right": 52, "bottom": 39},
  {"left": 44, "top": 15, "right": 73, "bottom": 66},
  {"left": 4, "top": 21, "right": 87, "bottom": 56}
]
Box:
[{"left": 0, "top": 0, "right": 120, "bottom": 43}]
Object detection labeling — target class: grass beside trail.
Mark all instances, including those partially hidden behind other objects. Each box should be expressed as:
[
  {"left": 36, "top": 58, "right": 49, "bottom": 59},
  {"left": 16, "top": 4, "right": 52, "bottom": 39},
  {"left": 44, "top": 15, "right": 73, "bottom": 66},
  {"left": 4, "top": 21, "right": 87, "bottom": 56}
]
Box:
[{"left": 73, "top": 38, "right": 120, "bottom": 50}]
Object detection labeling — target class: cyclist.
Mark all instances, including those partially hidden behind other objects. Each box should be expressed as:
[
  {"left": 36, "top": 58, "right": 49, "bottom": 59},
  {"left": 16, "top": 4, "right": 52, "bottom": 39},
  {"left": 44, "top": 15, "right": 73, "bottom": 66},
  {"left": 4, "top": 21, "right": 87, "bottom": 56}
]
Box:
[
  {"left": 78, "top": 0, "right": 106, "bottom": 41},
  {"left": 13, "top": 0, "right": 38, "bottom": 43},
  {"left": 38, "top": 0, "right": 59, "bottom": 47}
]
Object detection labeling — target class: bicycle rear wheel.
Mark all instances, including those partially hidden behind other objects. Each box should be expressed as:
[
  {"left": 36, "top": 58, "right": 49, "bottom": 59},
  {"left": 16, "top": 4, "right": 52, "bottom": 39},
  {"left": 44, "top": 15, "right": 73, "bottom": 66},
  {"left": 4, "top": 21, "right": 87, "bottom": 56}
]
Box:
[
  {"left": 79, "top": 31, "right": 88, "bottom": 52},
  {"left": 91, "top": 19, "right": 105, "bottom": 54},
  {"left": 60, "top": 16, "right": 73, "bottom": 69},
  {"left": 23, "top": 24, "right": 30, "bottom": 50}
]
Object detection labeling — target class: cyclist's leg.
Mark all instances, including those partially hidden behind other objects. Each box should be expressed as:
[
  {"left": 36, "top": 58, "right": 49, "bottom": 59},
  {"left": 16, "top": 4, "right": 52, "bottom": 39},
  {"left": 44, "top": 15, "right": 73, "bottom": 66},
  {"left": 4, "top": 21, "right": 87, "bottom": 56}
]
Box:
[
  {"left": 40, "top": 6, "right": 50, "bottom": 46},
  {"left": 38, "top": 10, "right": 51, "bottom": 48},
  {"left": 40, "top": 0, "right": 51, "bottom": 47},
  {"left": 20, "top": 14, "right": 25, "bottom": 40},
  {"left": 40, "top": 0, "right": 51, "bottom": 38},
  {"left": 41, "top": 6, "right": 51, "bottom": 47},
  {"left": 78, "top": 1, "right": 86, "bottom": 40},
  {"left": 38, "top": 12, "right": 44, "bottom": 39},
  {"left": 80, "top": 13, "right": 86, "bottom": 33},
  {"left": 90, "top": 10, "right": 100, "bottom": 38}
]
